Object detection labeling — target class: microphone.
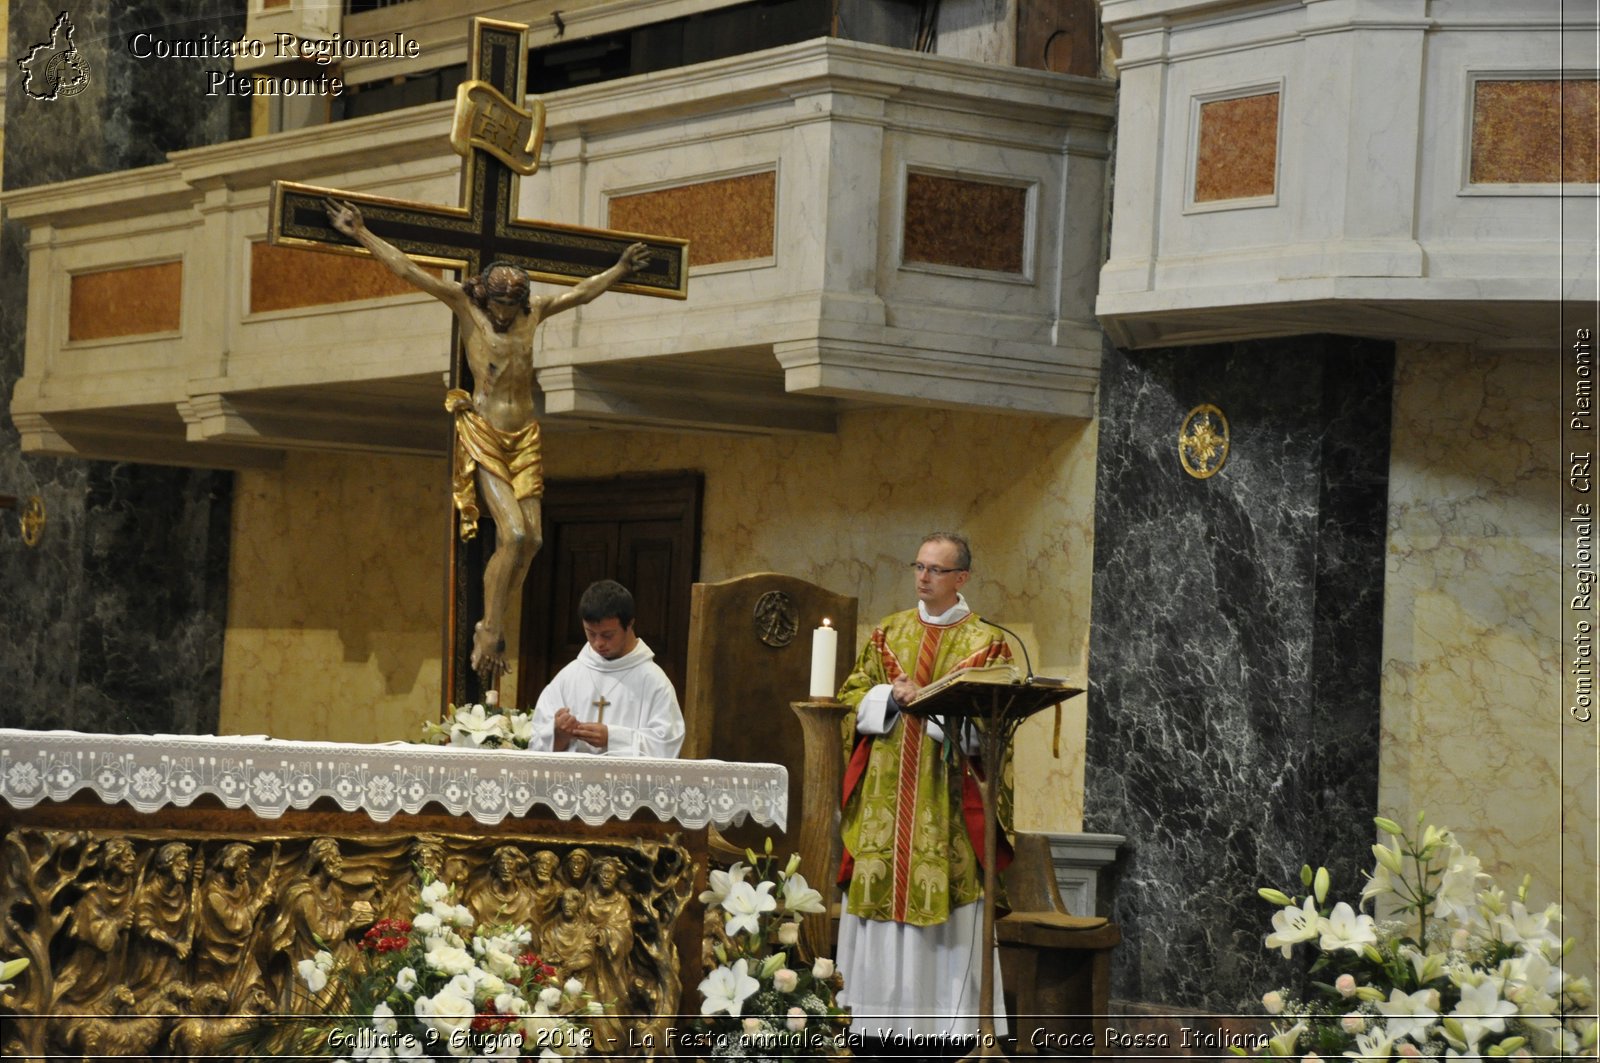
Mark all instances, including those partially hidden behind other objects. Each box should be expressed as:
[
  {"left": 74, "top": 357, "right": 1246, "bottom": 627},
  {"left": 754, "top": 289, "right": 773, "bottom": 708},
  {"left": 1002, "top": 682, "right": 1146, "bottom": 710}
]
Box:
[{"left": 977, "top": 616, "right": 1034, "bottom": 680}]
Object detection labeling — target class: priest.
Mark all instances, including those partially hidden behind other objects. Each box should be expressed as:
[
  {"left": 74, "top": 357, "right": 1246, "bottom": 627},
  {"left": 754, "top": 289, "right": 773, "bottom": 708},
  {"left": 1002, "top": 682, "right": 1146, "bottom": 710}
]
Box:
[
  {"left": 529, "top": 580, "right": 685, "bottom": 757},
  {"left": 835, "top": 532, "right": 1011, "bottom": 1050}
]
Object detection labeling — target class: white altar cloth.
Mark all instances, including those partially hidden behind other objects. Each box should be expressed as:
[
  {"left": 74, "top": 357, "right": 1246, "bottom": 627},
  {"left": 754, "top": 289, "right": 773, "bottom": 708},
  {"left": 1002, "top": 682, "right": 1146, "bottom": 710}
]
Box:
[{"left": 0, "top": 729, "right": 787, "bottom": 830}]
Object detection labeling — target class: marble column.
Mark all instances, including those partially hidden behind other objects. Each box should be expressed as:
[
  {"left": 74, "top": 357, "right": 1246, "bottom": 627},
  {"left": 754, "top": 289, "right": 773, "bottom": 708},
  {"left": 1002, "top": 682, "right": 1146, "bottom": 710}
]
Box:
[
  {"left": 1084, "top": 335, "right": 1393, "bottom": 1011},
  {"left": 0, "top": 0, "right": 245, "bottom": 733}
]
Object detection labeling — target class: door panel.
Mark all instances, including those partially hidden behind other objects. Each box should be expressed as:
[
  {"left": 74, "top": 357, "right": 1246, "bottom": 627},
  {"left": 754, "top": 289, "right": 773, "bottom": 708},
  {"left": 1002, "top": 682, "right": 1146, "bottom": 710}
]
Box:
[{"left": 516, "top": 474, "right": 702, "bottom": 708}]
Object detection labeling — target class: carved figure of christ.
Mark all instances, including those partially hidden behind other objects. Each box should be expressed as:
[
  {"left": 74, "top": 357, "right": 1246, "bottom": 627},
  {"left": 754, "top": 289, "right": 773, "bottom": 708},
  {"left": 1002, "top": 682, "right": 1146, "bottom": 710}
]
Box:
[{"left": 266, "top": 18, "right": 687, "bottom": 699}]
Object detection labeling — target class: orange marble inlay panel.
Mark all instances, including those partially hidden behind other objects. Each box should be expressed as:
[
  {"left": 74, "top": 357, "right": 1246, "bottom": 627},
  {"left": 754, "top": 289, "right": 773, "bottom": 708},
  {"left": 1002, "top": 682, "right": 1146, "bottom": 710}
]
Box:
[
  {"left": 607, "top": 172, "right": 775, "bottom": 266},
  {"left": 1471, "top": 79, "right": 1599, "bottom": 184},
  {"left": 250, "top": 241, "right": 442, "bottom": 313},
  {"left": 902, "top": 173, "right": 1028, "bottom": 273},
  {"left": 1194, "top": 92, "right": 1280, "bottom": 203},
  {"left": 68, "top": 262, "right": 183, "bottom": 341}
]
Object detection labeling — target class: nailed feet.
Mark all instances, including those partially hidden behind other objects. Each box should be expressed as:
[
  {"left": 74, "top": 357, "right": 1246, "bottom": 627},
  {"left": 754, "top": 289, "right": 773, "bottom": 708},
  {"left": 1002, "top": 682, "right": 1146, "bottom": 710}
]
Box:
[{"left": 471, "top": 620, "right": 510, "bottom": 684}]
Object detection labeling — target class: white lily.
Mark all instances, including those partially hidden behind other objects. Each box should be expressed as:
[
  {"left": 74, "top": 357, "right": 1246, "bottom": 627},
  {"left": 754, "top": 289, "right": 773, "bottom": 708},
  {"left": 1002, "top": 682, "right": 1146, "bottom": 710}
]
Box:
[
  {"left": 721, "top": 879, "right": 778, "bottom": 937},
  {"left": 1343, "top": 1031, "right": 1394, "bottom": 1061},
  {"left": 781, "top": 871, "right": 826, "bottom": 915},
  {"left": 1318, "top": 902, "right": 1378, "bottom": 953},
  {"left": 1266, "top": 896, "right": 1320, "bottom": 957},
  {"left": 699, "top": 958, "right": 760, "bottom": 1017},
  {"left": 1446, "top": 977, "right": 1517, "bottom": 1050},
  {"left": 449, "top": 702, "right": 513, "bottom": 748},
  {"left": 1376, "top": 987, "right": 1439, "bottom": 1043},
  {"left": 1433, "top": 844, "right": 1484, "bottom": 924},
  {"left": 698, "top": 862, "right": 750, "bottom": 906}
]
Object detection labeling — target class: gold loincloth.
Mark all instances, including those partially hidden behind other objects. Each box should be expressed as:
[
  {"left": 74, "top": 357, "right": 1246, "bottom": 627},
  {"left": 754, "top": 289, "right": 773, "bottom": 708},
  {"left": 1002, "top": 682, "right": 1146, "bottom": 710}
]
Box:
[{"left": 445, "top": 389, "right": 544, "bottom": 541}]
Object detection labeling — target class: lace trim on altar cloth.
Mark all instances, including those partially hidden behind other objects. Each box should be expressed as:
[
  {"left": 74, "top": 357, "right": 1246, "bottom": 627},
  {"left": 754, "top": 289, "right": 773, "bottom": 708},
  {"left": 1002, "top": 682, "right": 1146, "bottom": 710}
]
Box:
[{"left": 0, "top": 729, "right": 787, "bottom": 830}]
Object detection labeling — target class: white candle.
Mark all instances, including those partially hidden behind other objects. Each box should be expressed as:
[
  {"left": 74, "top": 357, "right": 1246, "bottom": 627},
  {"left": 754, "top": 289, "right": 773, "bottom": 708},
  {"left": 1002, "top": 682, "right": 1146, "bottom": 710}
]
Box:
[{"left": 809, "top": 618, "right": 838, "bottom": 698}]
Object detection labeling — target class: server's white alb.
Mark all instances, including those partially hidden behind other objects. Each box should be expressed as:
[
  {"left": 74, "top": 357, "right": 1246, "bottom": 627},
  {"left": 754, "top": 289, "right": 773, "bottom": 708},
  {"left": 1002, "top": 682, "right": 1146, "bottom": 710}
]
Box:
[{"left": 530, "top": 640, "right": 685, "bottom": 757}]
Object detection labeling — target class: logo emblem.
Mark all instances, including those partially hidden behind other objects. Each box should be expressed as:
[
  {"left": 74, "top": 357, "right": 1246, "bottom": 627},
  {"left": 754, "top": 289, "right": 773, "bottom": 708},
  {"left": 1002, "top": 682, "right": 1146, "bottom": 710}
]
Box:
[
  {"left": 1179, "top": 403, "right": 1230, "bottom": 479},
  {"left": 18, "top": 12, "right": 91, "bottom": 101}
]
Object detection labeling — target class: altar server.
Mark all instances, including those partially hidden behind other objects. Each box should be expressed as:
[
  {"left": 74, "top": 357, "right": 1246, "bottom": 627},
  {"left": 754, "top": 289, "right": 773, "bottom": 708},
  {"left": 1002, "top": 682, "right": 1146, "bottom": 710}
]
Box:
[{"left": 530, "top": 580, "right": 685, "bottom": 757}]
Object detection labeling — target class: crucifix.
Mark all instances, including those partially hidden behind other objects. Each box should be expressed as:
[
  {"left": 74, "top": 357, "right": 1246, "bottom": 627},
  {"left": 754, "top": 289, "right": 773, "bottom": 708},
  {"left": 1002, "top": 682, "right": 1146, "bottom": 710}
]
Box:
[
  {"left": 591, "top": 694, "right": 610, "bottom": 723},
  {"left": 269, "top": 17, "right": 688, "bottom": 707}
]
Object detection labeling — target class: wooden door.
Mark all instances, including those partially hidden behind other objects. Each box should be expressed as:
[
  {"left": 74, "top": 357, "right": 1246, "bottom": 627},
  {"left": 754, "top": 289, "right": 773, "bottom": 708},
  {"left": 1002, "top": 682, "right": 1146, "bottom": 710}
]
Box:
[{"left": 516, "top": 473, "right": 702, "bottom": 707}]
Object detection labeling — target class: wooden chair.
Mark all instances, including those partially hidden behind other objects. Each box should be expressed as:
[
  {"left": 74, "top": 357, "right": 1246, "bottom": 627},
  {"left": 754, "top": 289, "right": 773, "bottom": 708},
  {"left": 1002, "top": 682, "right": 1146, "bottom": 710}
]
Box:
[{"left": 997, "top": 832, "right": 1121, "bottom": 1056}]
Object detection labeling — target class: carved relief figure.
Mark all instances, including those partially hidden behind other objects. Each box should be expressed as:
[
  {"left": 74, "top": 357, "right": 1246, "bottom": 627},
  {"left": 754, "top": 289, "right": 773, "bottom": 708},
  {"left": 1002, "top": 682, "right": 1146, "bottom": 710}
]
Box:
[
  {"left": 384, "top": 833, "right": 446, "bottom": 921},
  {"left": 55, "top": 837, "right": 137, "bottom": 1006},
  {"left": 585, "top": 856, "right": 635, "bottom": 1050},
  {"left": 469, "top": 845, "right": 536, "bottom": 927},
  {"left": 125, "top": 842, "right": 195, "bottom": 999},
  {"left": 539, "top": 888, "right": 596, "bottom": 982},
  {"left": 563, "top": 846, "right": 592, "bottom": 891},
  {"left": 529, "top": 848, "right": 563, "bottom": 926},
  {"left": 265, "top": 838, "right": 375, "bottom": 1006},
  {"left": 195, "top": 842, "right": 278, "bottom": 1005}
]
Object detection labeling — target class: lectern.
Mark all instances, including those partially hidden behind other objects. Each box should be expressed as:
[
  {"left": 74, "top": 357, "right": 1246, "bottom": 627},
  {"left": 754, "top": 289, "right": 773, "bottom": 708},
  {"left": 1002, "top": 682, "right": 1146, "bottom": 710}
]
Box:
[{"left": 904, "top": 672, "right": 1083, "bottom": 1059}]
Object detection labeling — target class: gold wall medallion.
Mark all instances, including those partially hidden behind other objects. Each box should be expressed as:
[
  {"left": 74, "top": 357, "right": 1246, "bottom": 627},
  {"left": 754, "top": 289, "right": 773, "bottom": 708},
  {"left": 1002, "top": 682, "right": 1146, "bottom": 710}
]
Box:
[
  {"left": 1179, "top": 404, "right": 1230, "bottom": 479},
  {"left": 19, "top": 495, "right": 45, "bottom": 547}
]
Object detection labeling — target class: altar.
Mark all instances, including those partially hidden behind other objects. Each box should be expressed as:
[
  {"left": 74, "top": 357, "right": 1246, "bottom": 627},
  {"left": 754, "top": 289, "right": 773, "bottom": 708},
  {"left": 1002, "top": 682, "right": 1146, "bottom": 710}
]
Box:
[{"left": 0, "top": 729, "right": 787, "bottom": 1059}]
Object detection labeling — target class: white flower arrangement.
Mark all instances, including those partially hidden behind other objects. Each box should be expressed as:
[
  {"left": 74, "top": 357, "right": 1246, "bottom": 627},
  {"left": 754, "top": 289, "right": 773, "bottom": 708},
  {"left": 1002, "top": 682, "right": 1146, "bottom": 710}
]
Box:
[
  {"left": 1244, "top": 814, "right": 1598, "bottom": 1062},
  {"left": 694, "top": 840, "right": 846, "bottom": 1059},
  {"left": 281, "top": 878, "right": 598, "bottom": 1060},
  {"left": 420, "top": 692, "right": 535, "bottom": 751}
]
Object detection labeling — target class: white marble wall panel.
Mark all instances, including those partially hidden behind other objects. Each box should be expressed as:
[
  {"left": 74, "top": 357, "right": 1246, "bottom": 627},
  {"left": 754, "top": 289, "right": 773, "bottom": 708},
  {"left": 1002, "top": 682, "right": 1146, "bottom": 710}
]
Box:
[
  {"left": 15, "top": 207, "right": 194, "bottom": 408},
  {"left": 1413, "top": 9, "right": 1598, "bottom": 298},
  {"left": 1097, "top": 0, "right": 1597, "bottom": 349},
  {"left": 222, "top": 159, "right": 462, "bottom": 390},
  {"left": 8, "top": 39, "right": 1114, "bottom": 461}
]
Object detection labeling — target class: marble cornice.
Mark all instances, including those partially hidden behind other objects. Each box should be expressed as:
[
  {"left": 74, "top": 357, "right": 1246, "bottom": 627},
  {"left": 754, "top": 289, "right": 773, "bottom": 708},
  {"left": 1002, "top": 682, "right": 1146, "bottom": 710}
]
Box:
[
  {"left": 1, "top": 163, "right": 195, "bottom": 225},
  {"left": 543, "top": 38, "right": 1114, "bottom": 134},
  {"left": 5, "top": 40, "right": 1113, "bottom": 235}
]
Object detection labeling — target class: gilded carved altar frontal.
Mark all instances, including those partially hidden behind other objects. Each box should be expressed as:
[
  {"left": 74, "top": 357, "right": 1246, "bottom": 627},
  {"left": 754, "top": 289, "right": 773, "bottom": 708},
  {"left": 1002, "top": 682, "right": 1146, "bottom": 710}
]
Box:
[{"left": 0, "top": 827, "right": 692, "bottom": 1060}]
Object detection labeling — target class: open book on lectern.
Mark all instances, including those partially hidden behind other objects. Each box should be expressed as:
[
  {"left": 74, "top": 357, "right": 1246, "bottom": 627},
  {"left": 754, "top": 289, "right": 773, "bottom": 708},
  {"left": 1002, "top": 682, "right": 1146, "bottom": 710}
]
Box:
[{"left": 903, "top": 663, "right": 1080, "bottom": 715}]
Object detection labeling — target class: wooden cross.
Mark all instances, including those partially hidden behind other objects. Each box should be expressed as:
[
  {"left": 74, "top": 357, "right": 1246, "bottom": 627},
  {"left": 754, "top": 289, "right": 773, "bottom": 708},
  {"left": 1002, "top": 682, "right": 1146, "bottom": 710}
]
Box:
[
  {"left": 268, "top": 17, "right": 688, "bottom": 708},
  {"left": 591, "top": 694, "right": 610, "bottom": 723}
]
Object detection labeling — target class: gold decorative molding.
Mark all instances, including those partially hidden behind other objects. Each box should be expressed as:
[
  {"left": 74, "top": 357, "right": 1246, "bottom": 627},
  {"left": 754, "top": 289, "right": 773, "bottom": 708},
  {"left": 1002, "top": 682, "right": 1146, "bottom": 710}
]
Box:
[{"left": 1179, "top": 404, "right": 1230, "bottom": 479}]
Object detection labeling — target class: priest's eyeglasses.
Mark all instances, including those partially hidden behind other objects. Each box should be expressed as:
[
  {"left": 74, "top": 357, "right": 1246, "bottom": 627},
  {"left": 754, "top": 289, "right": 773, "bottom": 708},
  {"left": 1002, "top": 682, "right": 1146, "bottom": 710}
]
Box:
[{"left": 910, "top": 562, "right": 968, "bottom": 577}]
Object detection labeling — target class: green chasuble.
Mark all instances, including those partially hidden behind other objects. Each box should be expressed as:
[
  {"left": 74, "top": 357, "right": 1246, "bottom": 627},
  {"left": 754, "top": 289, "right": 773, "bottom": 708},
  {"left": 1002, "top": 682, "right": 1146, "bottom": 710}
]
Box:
[{"left": 838, "top": 609, "right": 1010, "bottom": 926}]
